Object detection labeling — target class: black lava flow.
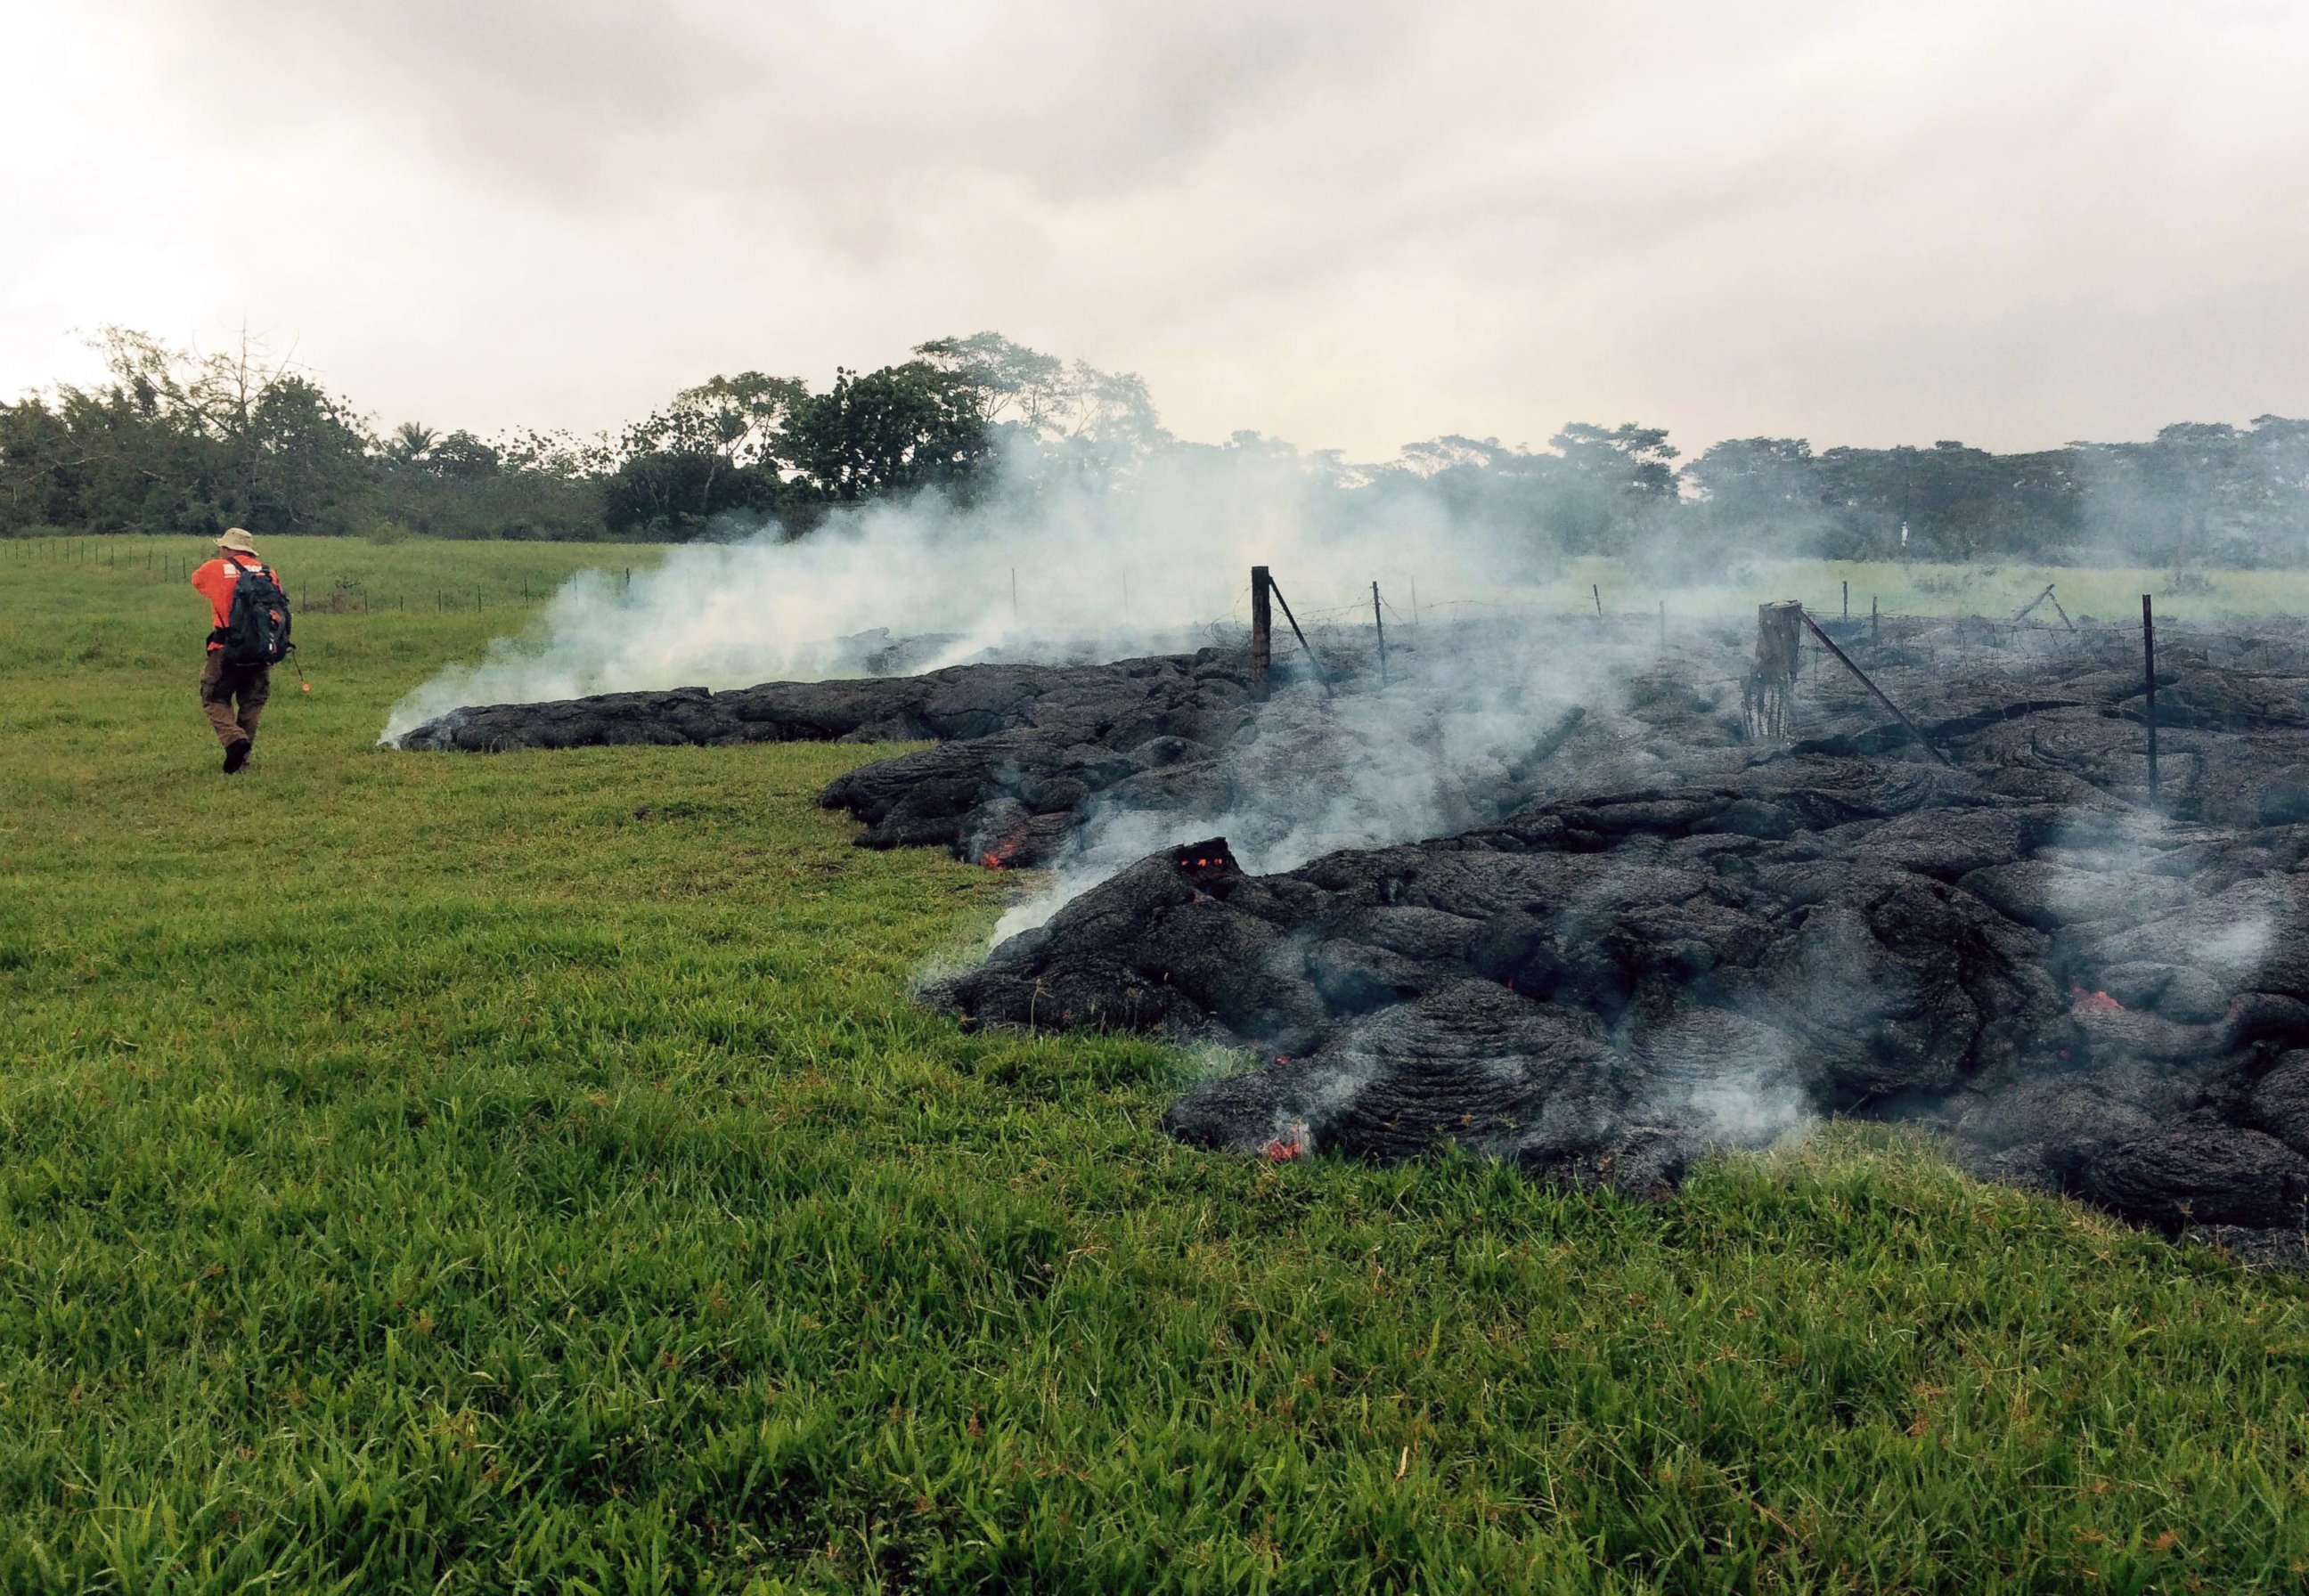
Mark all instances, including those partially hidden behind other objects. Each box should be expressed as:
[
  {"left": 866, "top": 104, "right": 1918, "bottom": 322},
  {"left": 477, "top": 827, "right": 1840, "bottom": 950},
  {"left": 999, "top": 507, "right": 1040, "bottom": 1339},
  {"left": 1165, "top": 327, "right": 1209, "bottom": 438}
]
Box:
[{"left": 401, "top": 615, "right": 2309, "bottom": 1259}]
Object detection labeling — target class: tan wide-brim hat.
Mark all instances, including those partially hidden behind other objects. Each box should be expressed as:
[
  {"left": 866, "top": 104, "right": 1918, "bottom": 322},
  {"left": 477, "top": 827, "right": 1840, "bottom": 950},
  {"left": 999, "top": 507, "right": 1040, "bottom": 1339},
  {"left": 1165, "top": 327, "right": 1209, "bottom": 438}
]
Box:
[{"left": 216, "top": 528, "right": 257, "bottom": 555}]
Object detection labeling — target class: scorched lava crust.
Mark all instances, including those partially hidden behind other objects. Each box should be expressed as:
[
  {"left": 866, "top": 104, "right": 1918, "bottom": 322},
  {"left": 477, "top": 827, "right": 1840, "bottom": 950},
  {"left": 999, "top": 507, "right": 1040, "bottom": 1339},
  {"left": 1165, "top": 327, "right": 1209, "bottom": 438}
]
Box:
[{"left": 403, "top": 615, "right": 2309, "bottom": 1258}]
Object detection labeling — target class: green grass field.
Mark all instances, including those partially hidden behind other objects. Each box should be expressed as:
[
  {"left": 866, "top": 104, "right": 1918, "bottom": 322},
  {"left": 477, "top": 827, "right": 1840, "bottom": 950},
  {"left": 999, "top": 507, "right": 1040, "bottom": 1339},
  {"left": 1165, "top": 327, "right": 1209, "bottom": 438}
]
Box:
[{"left": 5, "top": 535, "right": 2309, "bottom": 1593}]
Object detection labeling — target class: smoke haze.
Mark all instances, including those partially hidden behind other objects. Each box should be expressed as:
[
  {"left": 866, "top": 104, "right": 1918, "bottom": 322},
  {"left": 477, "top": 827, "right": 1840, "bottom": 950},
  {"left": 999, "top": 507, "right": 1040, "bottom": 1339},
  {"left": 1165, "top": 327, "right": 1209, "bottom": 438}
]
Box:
[{"left": 381, "top": 440, "right": 1535, "bottom": 743}]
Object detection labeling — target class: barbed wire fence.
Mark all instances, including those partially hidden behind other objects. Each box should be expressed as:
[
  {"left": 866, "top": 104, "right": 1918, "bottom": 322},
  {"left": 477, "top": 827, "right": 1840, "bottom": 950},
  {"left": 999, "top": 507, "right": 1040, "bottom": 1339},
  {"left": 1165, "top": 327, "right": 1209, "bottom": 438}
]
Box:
[
  {"left": 34, "top": 530, "right": 2309, "bottom": 679},
  {"left": 1189, "top": 566, "right": 2309, "bottom": 692}
]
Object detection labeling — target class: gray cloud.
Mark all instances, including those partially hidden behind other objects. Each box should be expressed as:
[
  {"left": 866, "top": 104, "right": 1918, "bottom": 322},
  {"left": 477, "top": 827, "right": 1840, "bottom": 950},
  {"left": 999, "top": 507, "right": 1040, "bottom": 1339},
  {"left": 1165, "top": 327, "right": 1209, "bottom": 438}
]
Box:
[
  {"left": 137, "top": 0, "right": 1399, "bottom": 214},
  {"left": 4, "top": 0, "right": 2307, "bottom": 458}
]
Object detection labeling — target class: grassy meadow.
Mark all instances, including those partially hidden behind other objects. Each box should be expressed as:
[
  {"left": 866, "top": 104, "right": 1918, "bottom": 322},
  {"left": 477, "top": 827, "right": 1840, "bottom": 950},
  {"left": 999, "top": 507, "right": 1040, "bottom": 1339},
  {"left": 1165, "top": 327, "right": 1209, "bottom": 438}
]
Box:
[{"left": 4, "top": 534, "right": 2309, "bottom": 1593}]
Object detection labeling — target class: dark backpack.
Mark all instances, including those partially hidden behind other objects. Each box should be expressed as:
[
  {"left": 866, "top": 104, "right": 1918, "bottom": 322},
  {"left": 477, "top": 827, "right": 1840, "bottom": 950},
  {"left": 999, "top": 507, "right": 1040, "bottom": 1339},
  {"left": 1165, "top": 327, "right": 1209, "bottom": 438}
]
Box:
[{"left": 220, "top": 563, "right": 294, "bottom": 667}]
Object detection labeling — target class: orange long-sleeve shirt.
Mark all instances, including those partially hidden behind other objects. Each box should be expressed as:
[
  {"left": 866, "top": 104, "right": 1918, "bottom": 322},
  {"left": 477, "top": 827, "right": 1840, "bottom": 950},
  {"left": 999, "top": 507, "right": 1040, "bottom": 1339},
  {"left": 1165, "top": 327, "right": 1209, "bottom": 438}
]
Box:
[{"left": 191, "top": 555, "right": 279, "bottom": 650}]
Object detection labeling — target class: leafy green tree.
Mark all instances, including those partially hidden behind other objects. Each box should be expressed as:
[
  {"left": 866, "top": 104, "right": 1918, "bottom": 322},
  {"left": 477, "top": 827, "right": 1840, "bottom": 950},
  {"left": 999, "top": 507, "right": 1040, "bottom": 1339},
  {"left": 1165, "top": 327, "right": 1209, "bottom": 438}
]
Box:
[
  {"left": 1394, "top": 435, "right": 1519, "bottom": 476},
  {"left": 1553, "top": 423, "right": 1679, "bottom": 498},
  {"left": 242, "top": 375, "right": 375, "bottom": 532},
  {"left": 1542, "top": 422, "right": 1679, "bottom": 554},
  {"left": 2240, "top": 416, "right": 2309, "bottom": 563},
  {"left": 1685, "top": 437, "right": 1816, "bottom": 515},
  {"left": 0, "top": 396, "right": 82, "bottom": 529},
  {"left": 5, "top": 321, "right": 2304, "bottom": 563},
  {"left": 1811, "top": 441, "right": 2082, "bottom": 561},
  {"left": 785, "top": 362, "right": 990, "bottom": 503},
  {"left": 638, "top": 372, "right": 807, "bottom": 468},
  {"left": 1683, "top": 437, "right": 1828, "bottom": 560},
  {"left": 388, "top": 422, "right": 437, "bottom": 465},
  {"left": 914, "top": 332, "right": 1165, "bottom": 480},
  {"left": 914, "top": 333, "right": 1067, "bottom": 431},
  {"left": 426, "top": 431, "right": 502, "bottom": 481},
  {"left": 604, "top": 371, "right": 807, "bottom": 534},
  {"left": 36, "top": 325, "right": 378, "bottom": 534}
]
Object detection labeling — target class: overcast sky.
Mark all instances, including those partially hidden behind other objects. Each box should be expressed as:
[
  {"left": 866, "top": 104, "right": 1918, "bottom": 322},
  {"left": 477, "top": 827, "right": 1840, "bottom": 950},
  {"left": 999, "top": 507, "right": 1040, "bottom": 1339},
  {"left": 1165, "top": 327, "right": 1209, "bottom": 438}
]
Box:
[{"left": 5, "top": 0, "right": 2306, "bottom": 460}]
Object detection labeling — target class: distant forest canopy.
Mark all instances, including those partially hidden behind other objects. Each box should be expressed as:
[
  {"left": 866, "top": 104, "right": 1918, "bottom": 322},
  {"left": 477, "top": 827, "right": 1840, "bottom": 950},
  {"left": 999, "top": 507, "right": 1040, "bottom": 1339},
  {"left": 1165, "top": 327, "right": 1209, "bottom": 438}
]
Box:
[{"left": 4, "top": 326, "right": 2306, "bottom": 569}]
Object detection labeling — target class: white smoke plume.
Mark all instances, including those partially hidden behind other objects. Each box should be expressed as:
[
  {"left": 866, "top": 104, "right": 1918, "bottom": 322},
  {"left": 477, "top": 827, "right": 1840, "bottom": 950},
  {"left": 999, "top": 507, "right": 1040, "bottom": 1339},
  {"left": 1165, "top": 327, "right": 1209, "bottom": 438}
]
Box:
[
  {"left": 380, "top": 436, "right": 1741, "bottom": 961},
  {"left": 380, "top": 437, "right": 1543, "bottom": 745},
  {"left": 2048, "top": 807, "right": 2285, "bottom": 993},
  {"left": 989, "top": 625, "right": 1639, "bottom": 944}
]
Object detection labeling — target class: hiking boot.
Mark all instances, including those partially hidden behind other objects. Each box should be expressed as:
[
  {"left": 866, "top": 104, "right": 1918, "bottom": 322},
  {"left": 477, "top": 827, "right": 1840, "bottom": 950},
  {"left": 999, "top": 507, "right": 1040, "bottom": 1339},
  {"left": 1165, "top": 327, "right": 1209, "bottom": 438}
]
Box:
[{"left": 223, "top": 740, "right": 250, "bottom": 774}]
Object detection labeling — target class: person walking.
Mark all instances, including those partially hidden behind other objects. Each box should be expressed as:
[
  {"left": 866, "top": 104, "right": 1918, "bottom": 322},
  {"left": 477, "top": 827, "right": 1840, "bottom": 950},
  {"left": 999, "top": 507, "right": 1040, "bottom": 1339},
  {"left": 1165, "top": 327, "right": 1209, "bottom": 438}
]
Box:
[{"left": 190, "top": 528, "right": 288, "bottom": 773}]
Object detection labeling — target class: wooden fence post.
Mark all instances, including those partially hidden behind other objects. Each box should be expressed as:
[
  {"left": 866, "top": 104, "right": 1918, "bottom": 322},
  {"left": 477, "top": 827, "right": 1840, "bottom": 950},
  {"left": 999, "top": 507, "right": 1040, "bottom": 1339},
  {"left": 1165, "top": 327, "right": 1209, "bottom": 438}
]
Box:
[
  {"left": 2142, "top": 594, "right": 2159, "bottom": 801},
  {"left": 1251, "top": 566, "right": 1273, "bottom": 698},
  {"left": 1372, "top": 582, "right": 1389, "bottom": 687}
]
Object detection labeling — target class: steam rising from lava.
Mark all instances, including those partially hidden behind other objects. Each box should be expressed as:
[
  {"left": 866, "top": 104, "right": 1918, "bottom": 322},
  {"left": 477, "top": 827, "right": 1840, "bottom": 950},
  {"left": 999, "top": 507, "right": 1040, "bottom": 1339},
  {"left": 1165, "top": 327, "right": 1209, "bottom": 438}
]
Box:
[
  {"left": 381, "top": 438, "right": 1530, "bottom": 745},
  {"left": 988, "top": 626, "right": 1614, "bottom": 943}
]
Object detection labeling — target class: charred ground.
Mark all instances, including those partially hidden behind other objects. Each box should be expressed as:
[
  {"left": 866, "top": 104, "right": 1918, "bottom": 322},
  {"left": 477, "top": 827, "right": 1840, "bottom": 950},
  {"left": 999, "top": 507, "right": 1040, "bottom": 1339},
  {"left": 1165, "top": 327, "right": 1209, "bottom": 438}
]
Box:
[{"left": 407, "top": 614, "right": 2309, "bottom": 1258}]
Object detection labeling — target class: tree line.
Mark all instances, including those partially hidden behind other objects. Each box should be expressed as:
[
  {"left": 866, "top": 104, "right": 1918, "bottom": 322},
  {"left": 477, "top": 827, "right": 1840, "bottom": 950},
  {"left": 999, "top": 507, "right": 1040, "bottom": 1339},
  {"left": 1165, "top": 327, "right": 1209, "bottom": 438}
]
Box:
[
  {"left": 4, "top": 326, "right": 2305, "bottom": 567},
  {"left": 0, "top": 329, "right": 1009, "bottom": 544}
]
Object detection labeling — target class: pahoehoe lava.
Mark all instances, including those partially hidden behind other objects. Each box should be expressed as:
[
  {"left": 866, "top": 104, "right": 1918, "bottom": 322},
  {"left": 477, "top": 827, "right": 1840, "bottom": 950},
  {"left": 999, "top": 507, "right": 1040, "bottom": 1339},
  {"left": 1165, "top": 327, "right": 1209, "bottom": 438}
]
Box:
[
  {"left": 402, "top": 615, "right": 2309, "bottom": 1258},
  {"left": 400, "top": 649, "right": 1268, "bottom": 864}
]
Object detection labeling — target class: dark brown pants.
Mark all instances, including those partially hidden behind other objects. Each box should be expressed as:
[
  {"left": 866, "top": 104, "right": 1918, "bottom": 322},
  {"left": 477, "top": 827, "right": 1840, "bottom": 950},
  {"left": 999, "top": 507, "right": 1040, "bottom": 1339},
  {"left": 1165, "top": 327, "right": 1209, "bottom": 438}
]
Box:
[{"left": 200, "top": 652, "right": 270, "bottom": 749}]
